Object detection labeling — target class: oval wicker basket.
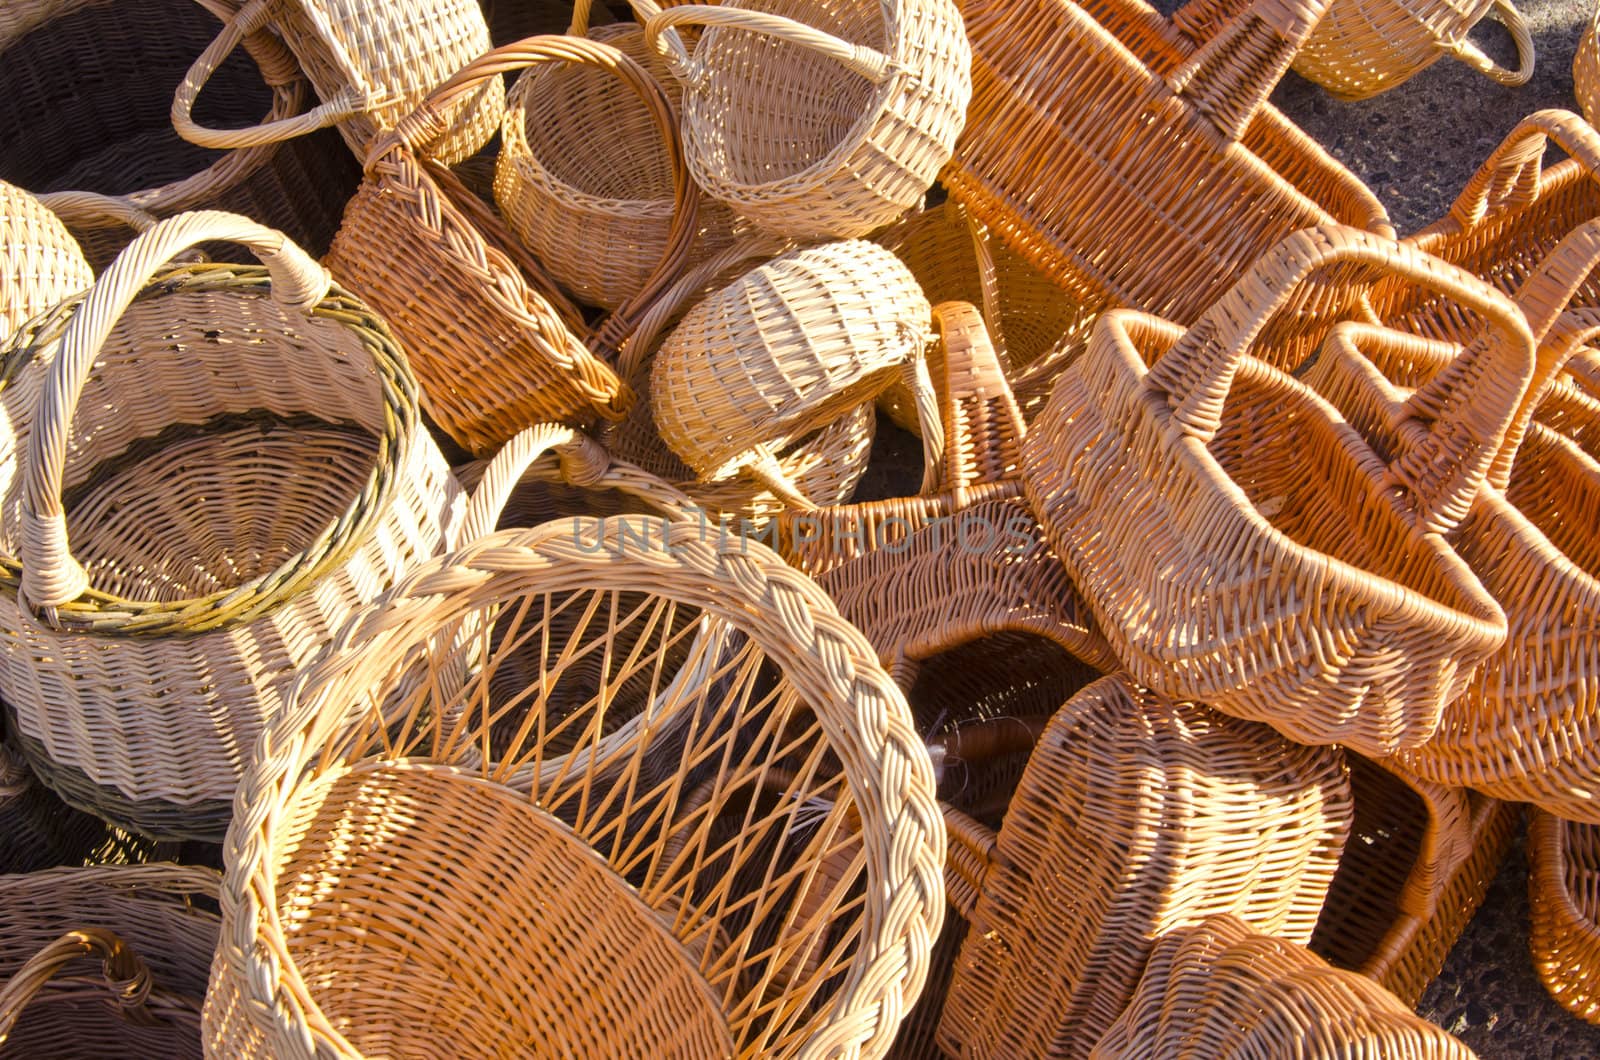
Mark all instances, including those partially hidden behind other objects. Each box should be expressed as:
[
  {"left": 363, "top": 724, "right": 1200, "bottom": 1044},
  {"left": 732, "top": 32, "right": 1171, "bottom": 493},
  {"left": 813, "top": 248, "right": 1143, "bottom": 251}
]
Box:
[
  {"left": 1531, "top": 811, "right": 1600, "bottom": 1025},
  {"left": 204, "top": 515, "right": 943, "bottom": 1059},
  {"left": 0, "top": 182, "right": 93, "bottom": 347},
  {"left": 0, "top": 212, "right": 466, "bottom": 841}
]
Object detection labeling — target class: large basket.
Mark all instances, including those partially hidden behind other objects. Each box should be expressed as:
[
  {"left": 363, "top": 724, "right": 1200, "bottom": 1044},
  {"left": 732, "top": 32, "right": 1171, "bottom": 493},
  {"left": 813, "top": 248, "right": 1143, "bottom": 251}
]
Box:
[
  {"left": 942, "top": 0, "right": 1392, "bottom": 338},
  {"left": 1092, "top": 915, "right": 1478, "bottom": 1058},
  {"left": 323, "top": 36, "right": 699, "bottom": 456},
  {"left": 0, "top": 212, "right": 465, "bottom": 841},
  {"left": 632, "top": 0, "right": 971, "bottom": 240},
  {"left": 1531, "top": 811, "right": 1600, "bottom": 1024},
  {"left": 1023, "top": 226, "right": 1528, "bottom": 758},
  {"left": 934, "top": 674, "right": 1351, "bottom": 1059},
  {"left": 172, "top": 0, "right": 502, "bottom": 166},
  {"left": 0, "top": 864, "right": 219, "bottom": 1057},
  {"left": 204, "top": 515, "right": 943, "bottom": 1058},
  {"left": 0, "top": 0, "right": 358, "bottom": 271},
  {"left": 0, "top": 182, "right": 92, "bottom": 346}
]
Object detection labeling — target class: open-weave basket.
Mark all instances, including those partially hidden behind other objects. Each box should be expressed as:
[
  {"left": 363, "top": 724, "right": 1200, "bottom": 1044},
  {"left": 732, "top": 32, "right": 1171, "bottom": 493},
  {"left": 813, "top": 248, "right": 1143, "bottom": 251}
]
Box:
[
  {"left": 0, "top": 864, "right": 219, "bottom": 1057},
  {"left": 1531, "top": 811, "right": 1600, "bottom": 1025},
  {"left": 0, "top": 182, "right": 92, "bottom": 346},
  {"left": 942, "top": 0, "right": 1392, "bottom": 341},
  {"left": 0, "top": 0, "right": 358, "bottom": 271},
  {"left": 1023, "top": 226, "right": 1529, "bottom": 758},
  {"left": 631, "top": 0, "right": 971, "bottom": 239},
  {"left": 0, "top": 212, "right": 465, "bottom": 841},
  {"left": 934, "top": 674, "right": 1351, "bottom": 1059},
  {"left": 172, "top": 0, "right": 501, "bottom": 166},
  {"left": 204, "top": 515, "right": 943, "bottom": 1059},
  {"left": 1091, "top": 914, "right": 1478, "bottom": 1058},
  {"left": 323, "top": 36, "right": 700, "bottom": 456}
]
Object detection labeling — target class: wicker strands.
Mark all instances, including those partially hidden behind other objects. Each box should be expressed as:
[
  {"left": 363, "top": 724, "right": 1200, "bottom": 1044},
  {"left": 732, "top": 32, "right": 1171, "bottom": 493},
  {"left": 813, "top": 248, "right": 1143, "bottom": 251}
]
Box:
[
  {"left": 1531, "top": 811, "right": 1600, "bottom": 1024},
  {"left": 1091, "top": 915, "right": 1479, "bottom": 1059},
  {"left": 942, "top": 0, "right": 1393, "bottom": 337},
  {"left": 1579, "top": 6, "right": 1600, "bottom": 127},
  {"left": 0, "top": 739, "right": 118, "bottom": 874},
  {"left": 652, "top": 239, "right": 939, "bottom": 507},
  {"left": 0, "top": 864, "right": 219, "bottom": 1058},
  {"left": 172, "top": 0, "right": 502, "bottom": 166},
  {"left": 0, "top": 183, "right": 92, "bottom": 347},
  {"left": 204, "top": 516, "right": 943, "bottom": 1059},
  {"left": 1023, "top": 226, "right": 1529, "bottom": 758},
  {"left": 632, "top": 0, "right": 971, "bottom": 240},
  {"left": 933, "top": 674, "right": 1352, "bottom": 1059},
  {"left": 0, "top": 212, "right": 464, "bottom": 841}
]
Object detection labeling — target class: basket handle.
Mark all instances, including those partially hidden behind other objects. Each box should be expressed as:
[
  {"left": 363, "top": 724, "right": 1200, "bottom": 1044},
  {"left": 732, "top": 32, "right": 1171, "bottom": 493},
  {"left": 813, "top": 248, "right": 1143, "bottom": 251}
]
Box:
[
  {"left": 637, "top": 2, "right": 893, "bottom": 87},
  {"left": 1444, "top": 0, "right": 1535, "bottom": 87},
  {"left": 1146, "top": 225, "right": 1533, "bottom": 534},
  {"left": 0, "top": 928, "right": 192, "bottom": 1041},
  {"left": 1166, "top": 0, "right": 1332, "bottom": 142},
  {"left": 1448, "top": 110, "right": 1600, "bottom": 228},
  {"left": 931, "top": 302, "right": 1026, "bottom": 497},
  {"left": 1489, "top": 308, "right": 1600, "bottom": 487},
  {"left": 33, "top": 192, "right": 210, "bottom": 265},
  {"left": 172, "top": 0, "right": 368, "bottom": 150},
  {"left": 19, "top": 211, "right": 331, "bottom": 613}
]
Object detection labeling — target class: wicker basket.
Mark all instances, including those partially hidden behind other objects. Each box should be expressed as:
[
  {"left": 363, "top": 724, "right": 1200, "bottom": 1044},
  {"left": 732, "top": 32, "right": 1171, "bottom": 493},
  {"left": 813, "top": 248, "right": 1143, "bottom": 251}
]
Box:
[
  {"left": 0, "top": 864, "right": 219, "bottom": 1058},
  {"left": 632, "top": 0, "right": 971, "bottom": 240},
  {"left": 1580, "top": 7, "right": 1600, "bottom": 127},
  {"left": 1531, "top": 811, "right": 1600, "bottom": 1024},
  {"left": 323, "top": 36, "right": 702, "bottom": 456},
  {"left": 0, "top": 0, "right": 358, "bottom": 272},
  {"left": 204, "top": 515, "right": 943, "bottom": 1058},
  {"left": 0, "top": 212, "right": 466, "bottom": 842},
  {"left": 1023, "top": 226, "right": 1528, "bottom": 758},
  {"left": 0, "top": 740, "right": 119, "bottom": 875},
  {"left": 0, "top": 182, "right": 92, "bottom": 346},
  {"left": 1092, "top": 914, "right": 1479, "bottom": 1058},
  {"left": 172, "top": 0, "right": 502, "bottom": 166},
  {"left": 942, "top": 0, "right": 1393, "bottom": 341},
  {"left": 933, "top": 674, "right": 1351, "bottom": 1059}
]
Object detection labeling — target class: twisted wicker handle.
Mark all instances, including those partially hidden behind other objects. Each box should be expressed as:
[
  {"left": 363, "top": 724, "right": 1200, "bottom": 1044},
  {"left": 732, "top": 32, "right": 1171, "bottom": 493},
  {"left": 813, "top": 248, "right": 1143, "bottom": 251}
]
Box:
[
  {"left": 20, "top": 211, "right": 331, "bottom": 613},
  {"left": 1146, "top": 225, "right": 1534, "bottom": 534},
  {"left": 1448, "top": 110, "right": 1600, "bottom": 227},
  {"left": 1445, "top": 0, "right": 1535, "bottom": 86},
  {"left": 172, "top": 0, "right": 368, "bottom": 149},
  {"left": 639, "top": 2, "right": 893, "bottom": 86},
  {"left": 0, "top": 928, "right": 196, "bottom": 1042},
  {"left": 1166, "top": 0, "right": 1332, "bottom": 142}
]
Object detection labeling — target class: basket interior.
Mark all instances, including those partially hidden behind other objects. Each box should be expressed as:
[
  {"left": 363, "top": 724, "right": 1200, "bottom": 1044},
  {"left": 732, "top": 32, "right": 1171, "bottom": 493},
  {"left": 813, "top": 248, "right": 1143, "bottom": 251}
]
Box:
[{"left": 1505, "top": 424, "right": 1600, "bottom": 580}]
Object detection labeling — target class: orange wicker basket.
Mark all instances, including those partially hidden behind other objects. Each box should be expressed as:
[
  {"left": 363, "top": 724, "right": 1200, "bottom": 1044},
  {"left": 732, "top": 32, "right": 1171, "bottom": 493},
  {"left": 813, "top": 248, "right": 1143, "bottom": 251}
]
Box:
[{"left": 1531, "top": 811, "right": 1600, "bottom": 1025}]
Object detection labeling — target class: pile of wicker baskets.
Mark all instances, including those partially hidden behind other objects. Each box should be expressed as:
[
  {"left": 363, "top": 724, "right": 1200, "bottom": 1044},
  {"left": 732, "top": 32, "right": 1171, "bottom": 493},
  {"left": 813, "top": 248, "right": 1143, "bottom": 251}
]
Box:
[{"left": 5, "top": 0, "right": 1600, "bottom": 1055}]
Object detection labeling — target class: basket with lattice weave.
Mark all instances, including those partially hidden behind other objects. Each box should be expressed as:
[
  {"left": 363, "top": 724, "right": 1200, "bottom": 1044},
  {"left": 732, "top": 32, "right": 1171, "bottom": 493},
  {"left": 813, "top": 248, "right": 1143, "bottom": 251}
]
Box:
[
  {"left": 0, "top": 182, "right": 92, "bottom": 347},
  {"left": 1531, "top": 811, "right": 1600, "bottom": 1025}
]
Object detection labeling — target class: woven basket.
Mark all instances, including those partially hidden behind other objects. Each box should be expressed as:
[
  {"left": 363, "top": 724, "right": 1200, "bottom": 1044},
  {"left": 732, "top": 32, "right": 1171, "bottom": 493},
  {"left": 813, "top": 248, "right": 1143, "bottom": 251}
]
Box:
[
  {"left": 323, "top": 36, "right": 702, "bottom": 456},
  {"left": 1092, "top": 915, "right": 1479, "bottom": 1058},
  {"left": 1531, "top": 811, "right": 1600, "bottom": 1024},
  {"left": 204, "top": 515, "right": 943, "bottom": 1059},
  {"left": 0, "top": 183, "right": 92, "bottom": 347},
  {"left": 943, "top": 0, "right": 1393, "bottom": 340},
  {"left": 172, "top": 0, "right": 502, "bottom": 166},
  {"left": 0, "top": 740, "right": 117, "bottom": 875},
  {"left": 1580, "top": 7, "right": 1600, "bottom": 127},
  {"left": 632, "top": 0, "right": 971, "bottom": 240},
  {"left": 0, "top": 864, "right": 219, "bottom": 1058},
  {"left": 1023, "top": 226, "right": 1528, "bottom": 758},
  {"left": 0, "top": 0, "right": 358, "bottom": 272},
  {"left": 651, "top": 239, "right": 940, "bottom": 508},
  {"left": 0, "top": 212, "right": 467, "bottom": 842},
  {"left": 934, "top": 674, "right": 1351, "bottom": 1059}
]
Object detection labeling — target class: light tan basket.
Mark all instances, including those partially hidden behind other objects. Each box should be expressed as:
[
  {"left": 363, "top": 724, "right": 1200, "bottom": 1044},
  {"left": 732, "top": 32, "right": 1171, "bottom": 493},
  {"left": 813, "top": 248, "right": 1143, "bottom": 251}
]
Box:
[
  {"left": 934, "top": 674, "right": 1351, "bottom": 1059},
  {"left": 0, "top": 864, "right": 219, "bottom": 1058},
  {"left": 172, "top": 0, "right": 502, "bottom": 166},
  {"left": 1023, "top": 226, "right": 1529, "bottom": 758},
  {"left": 1531, "top": 811, "right": 1600, "bottom": 1024},
  {"left": 0, "top": 183, "right": 92, "bottom": 346},
  {"left": 0, "top": 212, "right": 467, "bottom": 841},
  {"left": 632, "top": 0, "right": 972, "bottom": 239},
  {"left": 204, "top": 514, "right": 944, "bottom": 1058},
  {"left": 1092, "top": 914, "right": 1479, "bottom": 1058}
]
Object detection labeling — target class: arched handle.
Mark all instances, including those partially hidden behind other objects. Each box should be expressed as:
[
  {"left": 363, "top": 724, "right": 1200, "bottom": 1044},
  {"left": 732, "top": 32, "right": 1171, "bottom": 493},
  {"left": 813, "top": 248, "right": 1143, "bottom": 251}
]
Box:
[
  {"left": 0, "top": 928, "right": 196, "bottom": 1042},
  {"left": 1490, "top": 308, "right": 1600, "bottom": 487},
  {"left": 20, "top": 212, "right": 331, "bottom": 613},
  {"left": 1448, "top": 110, "right": 1600, "bottom": 227},
  {"left": 1166, "top": 0, "right": 1332, "bottom": 142},
  {"left": 172, "top": 0, "right": 368, "bottom": 150},
  {"left": 33, "top": 193, "right": 208, "bottom": 265},
  {"left": 931, "top": 301, "right": 1026, "bottom": 497},
  {"left": 1445, "top": 0, "right": 1535, "bottom": 87},
  {"left": 639, "top": 2, "right": 893, "bottom": 87},
  {"left": 1145, "top": 225, "right": 1533, "bottom": 534}
]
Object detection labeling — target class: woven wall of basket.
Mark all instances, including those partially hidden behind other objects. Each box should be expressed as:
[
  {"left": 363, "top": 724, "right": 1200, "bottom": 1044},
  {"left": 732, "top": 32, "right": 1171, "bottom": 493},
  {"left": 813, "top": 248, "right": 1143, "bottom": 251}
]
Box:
[
  {"left": 0, "top": 212, "right": 464, "bottom": 842},
  {"left": 933, "top": 674, "right": 1352, "bottom": 1059},
  {"left": 942, "top": 0, "right": 1392, "bottom": 358},
  {"left": 1579, "top": 5, "right": 1600, "bottom": 126},
  {"left": 0, "top": 740, "right": 121, "bottom": 875},
  {"left": 1531, "top": 811, "right": 1600, "bottom": 1025},
  {"left": 0, "top": 864, "right": 220, "bottom": 1058},
  {"left": 0, "top": 0, "right": 358, "bottom": 271},
  {"left": 204, "top": 515, "right": 943, "bottom": 1059},
  {"left": 1023, "top": 226, "right": 1530, "bottom": 759},
  {"left": 0, "top": 182, "right": 92, "bottom": 346},
  {"left": 1092, "top": 915, "right": 1479, "bottom": 1058}
]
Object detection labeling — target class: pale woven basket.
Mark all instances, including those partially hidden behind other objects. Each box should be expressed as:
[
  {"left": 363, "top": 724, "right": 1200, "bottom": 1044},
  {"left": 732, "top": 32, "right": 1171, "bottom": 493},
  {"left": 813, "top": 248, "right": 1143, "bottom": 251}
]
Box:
[{"left": 0, "top": 182, "right": 92, "bottom": 347}]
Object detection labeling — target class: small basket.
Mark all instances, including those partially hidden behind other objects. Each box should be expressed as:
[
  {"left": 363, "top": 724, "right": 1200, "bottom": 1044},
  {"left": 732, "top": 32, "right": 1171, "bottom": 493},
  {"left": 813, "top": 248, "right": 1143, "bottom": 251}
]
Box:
[
  {"left": 935, "top": 674, "right": 1352, "bottom": 1059},
  {"left": 1531, "top": 811, "right": 1600, "bottom": 1025},
  {"left": 1093, "top": 914, "right": 1478, "bottom": 1058},
  {"left": 632, "top": 0, "right": 972, "bottom": 239},
  {"left": 0, "top": 212, "right": 466, "bottom": 841},
  {"left": 172, "top": 0, "right": 502, "bottom": 166},
  {"left": 203, "top": 515, "right": 943, "bottom": 1058},
  {"left": 1023, "top": 226, "right": 1528, "bottom": 758},
  {"left": 0, "top": 182, "right": 92, "bottom": 345},
  {"left": 1579, "top": 6, "right": 1600, "bottom": 127},
  {"left": 0, "top": 864, "right": 219, "bottom": 1057}
]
